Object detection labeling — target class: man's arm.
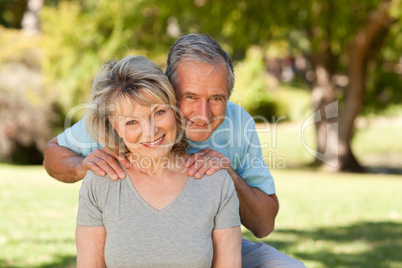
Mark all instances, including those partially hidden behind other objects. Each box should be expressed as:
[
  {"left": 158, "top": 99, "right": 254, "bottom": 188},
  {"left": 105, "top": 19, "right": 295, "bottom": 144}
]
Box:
[
  {"left": 186, "top": 148, "right": 279, "bottom": 238},
  {"left": 43, "top": 137, "right": 130, "bottom": 183},
  {"left": 212, "top": 226, "right": 242, "bottom": 268},
  {"left": 228, "top": 168, "right": 279, "bottom": 238},
  {"left": 43, "top": 137, "right": 86, "bottom": 183}
]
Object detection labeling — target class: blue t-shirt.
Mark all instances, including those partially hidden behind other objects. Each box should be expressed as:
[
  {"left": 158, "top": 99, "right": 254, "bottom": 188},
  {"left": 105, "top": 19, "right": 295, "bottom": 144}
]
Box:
[{"left": 58, "top": 101, "right": 275, "bottom": 195}]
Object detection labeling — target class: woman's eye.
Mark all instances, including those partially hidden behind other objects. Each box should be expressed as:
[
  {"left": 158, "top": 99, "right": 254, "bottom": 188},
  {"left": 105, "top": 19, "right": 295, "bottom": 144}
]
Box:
[
  {"left": 126, "top": 120, "right": 138, "bottom": 125},
  {"left": 155, "top": 109, "right": 165, "bottom": 116}
]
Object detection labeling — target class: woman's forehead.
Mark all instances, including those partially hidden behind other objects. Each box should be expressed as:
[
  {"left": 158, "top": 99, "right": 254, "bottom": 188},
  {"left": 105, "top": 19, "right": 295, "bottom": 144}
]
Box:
[{"left": 112, "top": 94, "right": 168, "bottom": 117}]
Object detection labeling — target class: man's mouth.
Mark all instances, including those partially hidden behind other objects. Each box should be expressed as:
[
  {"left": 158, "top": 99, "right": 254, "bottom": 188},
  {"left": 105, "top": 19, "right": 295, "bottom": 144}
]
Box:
[
  {"left": 141, "top": 134, "right": 165, "bottom": 147},
  {"left": 187, "top": 118, "right": 210, "bottom": 127}
]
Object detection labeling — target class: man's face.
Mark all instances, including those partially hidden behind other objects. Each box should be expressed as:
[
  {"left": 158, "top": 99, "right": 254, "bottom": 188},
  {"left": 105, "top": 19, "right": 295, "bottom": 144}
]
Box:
[{"left": 174, "top": 60, "right": 229, "bottom": 142}]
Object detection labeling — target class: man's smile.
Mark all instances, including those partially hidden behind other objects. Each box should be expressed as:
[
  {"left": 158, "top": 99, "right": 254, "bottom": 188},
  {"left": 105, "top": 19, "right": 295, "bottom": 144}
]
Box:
[{"left": 186, "top": 118, "right": 211, "bottom": 128}]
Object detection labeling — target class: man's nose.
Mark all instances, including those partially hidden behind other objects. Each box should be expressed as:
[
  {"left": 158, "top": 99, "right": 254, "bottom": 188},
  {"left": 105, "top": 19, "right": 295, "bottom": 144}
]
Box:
[{"left": 196, "top": 100, "right": 211, "bottom": 119}]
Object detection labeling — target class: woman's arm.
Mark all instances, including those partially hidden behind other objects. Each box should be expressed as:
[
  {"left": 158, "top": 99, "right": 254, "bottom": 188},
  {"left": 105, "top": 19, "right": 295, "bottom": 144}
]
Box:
[
  {"left": 76, "top": 225, "right": 107, "bottom": 268},
  {"left": 212, "top": 226, "right": 242, "bottom": 268}
]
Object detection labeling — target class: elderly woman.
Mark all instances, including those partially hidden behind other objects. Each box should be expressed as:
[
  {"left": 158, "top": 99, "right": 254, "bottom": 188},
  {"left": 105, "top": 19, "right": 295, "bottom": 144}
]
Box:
[{"left": 75, "top": 55, "right": 241, "bottom": 268}]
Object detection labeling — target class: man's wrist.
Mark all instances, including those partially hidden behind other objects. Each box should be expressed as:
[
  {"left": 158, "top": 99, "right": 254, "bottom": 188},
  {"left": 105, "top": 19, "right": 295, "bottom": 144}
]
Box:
[
  {"left": 74, "top": 156, "right": 86, "bottom": 181},
  {"left": 228, "top": 167, "right": 240, "bottom": 184}
]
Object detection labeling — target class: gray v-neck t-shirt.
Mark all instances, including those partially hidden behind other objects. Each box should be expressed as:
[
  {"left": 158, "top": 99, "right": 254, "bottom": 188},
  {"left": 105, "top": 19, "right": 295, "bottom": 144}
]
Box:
[{"left": 77, "top": 169, "right": 240, "bottom": 268}]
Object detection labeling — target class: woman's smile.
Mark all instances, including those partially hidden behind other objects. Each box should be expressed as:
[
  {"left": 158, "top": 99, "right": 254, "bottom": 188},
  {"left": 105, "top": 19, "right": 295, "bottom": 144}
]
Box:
[{"left": 141, "top": 134, "right": 166, "bottom": 148}]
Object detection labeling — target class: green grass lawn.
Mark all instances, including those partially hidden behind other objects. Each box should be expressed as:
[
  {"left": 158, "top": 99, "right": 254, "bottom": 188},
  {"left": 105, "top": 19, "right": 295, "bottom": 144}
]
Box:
[
  {"left": 1, "top": 164, "right": 401, "bottom": 267},
  {"left": 246, "top": 170, "right": 402, "bottom": 268},
  {"left": 258, "top": 118, "right": 402, "bottom": 171},
  {"left": 0, "top": 164, "right": 80, "bottom": 268}
]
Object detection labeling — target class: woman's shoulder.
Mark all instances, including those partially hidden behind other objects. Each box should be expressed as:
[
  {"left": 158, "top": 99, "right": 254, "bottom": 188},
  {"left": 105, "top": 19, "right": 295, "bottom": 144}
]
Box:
[
  {"left": 82, "top": 170, "right": 116, "bottom": 189},
  {"left": 196, "top": 169, "right": 234, "bottom": 189}
]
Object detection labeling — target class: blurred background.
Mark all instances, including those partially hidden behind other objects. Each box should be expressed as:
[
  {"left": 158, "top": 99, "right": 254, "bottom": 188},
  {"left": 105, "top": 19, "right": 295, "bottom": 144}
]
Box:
[{"left": 0, "top": 0, "right": 401, "bottom": 267}]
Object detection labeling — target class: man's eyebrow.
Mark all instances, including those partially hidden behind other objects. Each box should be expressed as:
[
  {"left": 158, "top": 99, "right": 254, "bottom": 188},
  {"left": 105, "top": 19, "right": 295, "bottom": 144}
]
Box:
[
  {"left": 212, "top": 94, "right": 227, "bottom": 98},
  {"left": 182, "top": 92, "right": 198, "bottom": 96},
  {"left": 211, "top": 94, "right": 228, "bottom": 100}
]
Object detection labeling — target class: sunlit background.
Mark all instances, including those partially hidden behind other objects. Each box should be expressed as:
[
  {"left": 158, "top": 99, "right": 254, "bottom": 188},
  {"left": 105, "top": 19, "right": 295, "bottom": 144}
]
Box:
[{"left": 0, "top": 0, "right": 401, "bottom": 267}]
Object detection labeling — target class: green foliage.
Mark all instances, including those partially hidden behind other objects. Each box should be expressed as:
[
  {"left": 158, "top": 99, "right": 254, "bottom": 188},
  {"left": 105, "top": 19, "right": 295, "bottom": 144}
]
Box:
[
  {"left": 40, "top": 0, "right": 176, "bottom": 119},
  {"left": 40, "top": 0, "right": 291, "bottom": 121},
  {"left": 0, "top": 27, "right": 55, "bottom": 164},
  {"left": 365, "top": 67, "right": 402, "bottom": 113},
  {"left": 0, "top": 26, "right": 41, "bottom": 68},
  {"left": 230, "top": 46, "right": 286, "bottom": 122},
  {"left": 0, "top": 0, "right": 27, "bottom": 28}
]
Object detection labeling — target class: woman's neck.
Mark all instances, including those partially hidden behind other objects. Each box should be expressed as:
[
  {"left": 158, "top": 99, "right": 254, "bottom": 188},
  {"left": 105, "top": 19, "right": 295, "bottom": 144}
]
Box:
[{"left": 126, "top": 152, "right": 188, "bottom": 177}]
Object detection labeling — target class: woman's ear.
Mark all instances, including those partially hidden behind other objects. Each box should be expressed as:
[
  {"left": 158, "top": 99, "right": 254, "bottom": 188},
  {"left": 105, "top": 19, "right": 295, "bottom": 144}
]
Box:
[{"left": 108, "top": 116, "right": 119, "bottom": 135}]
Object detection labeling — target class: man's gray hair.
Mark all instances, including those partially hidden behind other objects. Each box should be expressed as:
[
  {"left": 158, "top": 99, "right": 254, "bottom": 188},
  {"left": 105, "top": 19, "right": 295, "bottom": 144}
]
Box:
[{"left": 165, "top": 33, "right": 235, "bottom": 96}]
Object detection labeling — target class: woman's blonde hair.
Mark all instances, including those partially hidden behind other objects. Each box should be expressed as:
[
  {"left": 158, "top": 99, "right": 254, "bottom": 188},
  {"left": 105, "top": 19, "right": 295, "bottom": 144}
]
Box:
[{"left": 87, "top": 55, "right": 188, "bottom": 156}]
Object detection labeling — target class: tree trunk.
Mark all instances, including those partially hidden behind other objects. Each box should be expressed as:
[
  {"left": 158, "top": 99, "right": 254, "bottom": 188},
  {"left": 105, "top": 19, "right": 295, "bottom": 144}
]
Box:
[
  {"left": 309, "top": 39, "right": 339, "bottom": 169},
  {"left": 21, "top": 0, "right": 43, "bottom": 35},
  {"left": 309, "top": 1, "right": 395, "bottom": 172},
  {"left": 338, "top": 1, "right": 395, "bottom": 172}
]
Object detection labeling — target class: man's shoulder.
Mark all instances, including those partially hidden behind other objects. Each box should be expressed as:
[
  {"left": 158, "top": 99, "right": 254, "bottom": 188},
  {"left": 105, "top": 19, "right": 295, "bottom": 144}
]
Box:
[
  {"left": 225, "top": 101, "right": 254, "bottom": 127},
  {"left": 195, "top": 169, "right": 233, "bottom": 189},
  {"left": 226, "top": 101, "right": 252, "bottom": 119}
]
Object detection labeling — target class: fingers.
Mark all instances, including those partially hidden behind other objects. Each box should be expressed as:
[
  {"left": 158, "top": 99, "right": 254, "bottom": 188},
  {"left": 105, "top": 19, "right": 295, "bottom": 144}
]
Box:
[
  {"left": 86, "top": 161, "right": 106, "bottom": 177},
  {"left": 83, "top": 148, "right": 128, "bottom": 180},
  {"left": 186, "top": 149, "right": 231, "bottom": 179},
  {"left": 117, "top": 153, "right": 132, "bottom": 169},
  {"left": 100, "top": 147, "right": 132, "bottom": 169}
]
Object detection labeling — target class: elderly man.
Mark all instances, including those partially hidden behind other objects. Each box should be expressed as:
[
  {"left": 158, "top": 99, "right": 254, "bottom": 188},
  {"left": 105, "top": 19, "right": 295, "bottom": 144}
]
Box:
[{"left": 44, "top": 33, "right": 305, "bottom": 268}]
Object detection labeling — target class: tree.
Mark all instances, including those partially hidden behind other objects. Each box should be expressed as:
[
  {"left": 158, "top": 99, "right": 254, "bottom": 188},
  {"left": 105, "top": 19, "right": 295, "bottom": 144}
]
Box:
[
  {"left": 39, "top": 0, "right": 401, "bottom": 171},
  {"left": 167, "top": 0, "right": 402, "bottom": 172},
  {"left": 277, "top": 0, "right": 401, "bottom": 172}
]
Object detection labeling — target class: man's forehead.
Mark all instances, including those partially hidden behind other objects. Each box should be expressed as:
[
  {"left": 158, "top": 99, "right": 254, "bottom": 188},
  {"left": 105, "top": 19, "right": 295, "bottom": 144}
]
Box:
[
  {"left": 177, "top": 59, "right": 226, "bottom": 75},
  {"left": 175, "top": 60, "right": 229, "bottom": 96}
]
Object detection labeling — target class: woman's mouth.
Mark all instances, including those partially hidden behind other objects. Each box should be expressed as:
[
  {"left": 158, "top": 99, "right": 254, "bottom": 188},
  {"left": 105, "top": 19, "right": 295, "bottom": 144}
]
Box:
[{"left": 141, "top": 134, "right": 166, "bottom": 148}]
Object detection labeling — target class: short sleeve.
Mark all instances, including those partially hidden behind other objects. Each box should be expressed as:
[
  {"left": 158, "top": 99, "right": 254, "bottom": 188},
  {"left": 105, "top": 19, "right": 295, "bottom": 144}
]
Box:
[
  {"left": 76, "top": 171, "right": 104, "bottom": 226},
  {"left": 57, "top": 115, "right": 102, "bottom": 157},
  {"left": 214, "top": 172, "right": 241, "bottom": 230},
  {"left": 236, "top": 115, "right": 276, "bottom": 195}
]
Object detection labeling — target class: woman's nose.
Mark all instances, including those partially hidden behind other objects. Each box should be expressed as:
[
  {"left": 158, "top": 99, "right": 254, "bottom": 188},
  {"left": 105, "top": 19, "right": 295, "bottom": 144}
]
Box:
[{"left": 141, "top": 120, "right": 159, "bottom": 141}]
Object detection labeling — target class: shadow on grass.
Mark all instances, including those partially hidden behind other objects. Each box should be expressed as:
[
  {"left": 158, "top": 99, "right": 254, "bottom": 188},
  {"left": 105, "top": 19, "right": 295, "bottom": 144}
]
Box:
[
  {"left": 244, "top": 221, "right": 402, "bottom": 268},
  {"left": 365, "top": 166, "right": 402, "bottom": 175},
  {"left": 34, "top": 254, "right": 76, "bottom": 268},
  {"left": 286, "top": 162, "right": 402, "bottom": 175},
  {"left": 244, "top": 222, "right": 402, "bottom": 268}
]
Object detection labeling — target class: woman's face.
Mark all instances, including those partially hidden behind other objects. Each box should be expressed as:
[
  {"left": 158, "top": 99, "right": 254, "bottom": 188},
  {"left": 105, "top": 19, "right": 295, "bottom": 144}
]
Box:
[{"left": 109, "top": 93, "right": 177, "bottom": 161}]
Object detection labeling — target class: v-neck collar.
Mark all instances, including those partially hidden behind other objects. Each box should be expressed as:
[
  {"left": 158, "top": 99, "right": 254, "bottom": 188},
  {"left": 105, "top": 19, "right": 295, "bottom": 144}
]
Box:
[{"left": 124, "top": 169, "right": 193, "bottom": 216}]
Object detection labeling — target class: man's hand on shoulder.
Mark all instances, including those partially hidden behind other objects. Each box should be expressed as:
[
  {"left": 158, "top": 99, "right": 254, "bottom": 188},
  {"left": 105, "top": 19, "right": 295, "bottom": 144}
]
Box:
[
  {"left": 43, "top": 137, "right": 132, "bottom": 183},
  {"left": 80, "top": 147, "right": 131, "bottom": 180},
  {"left": 186, "top": 148, "right": 233, "bottom": 179}
]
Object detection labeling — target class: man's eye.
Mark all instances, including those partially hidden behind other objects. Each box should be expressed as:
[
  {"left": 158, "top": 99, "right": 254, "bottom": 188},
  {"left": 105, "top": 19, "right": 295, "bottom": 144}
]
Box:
[
  {"left": 155, "top": 109, "right": 165, "bottom": 116},
  {"left": 185, "top": 95, "right": 196, "bottom": 100},
  {"left": 211, "top": 97, "right": 223, "bottom": 101},
  {"left": 126, "top": 120, "right": 138, "bottom": 125}
]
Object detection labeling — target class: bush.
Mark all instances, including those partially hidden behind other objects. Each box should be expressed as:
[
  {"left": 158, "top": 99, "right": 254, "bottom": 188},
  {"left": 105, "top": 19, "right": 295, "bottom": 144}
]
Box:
[
  {"left": 230, "top": 46, "right": 287, "bottom": 122},
  {"left": 0, "top": 27, "right": 55, "bottom": 164}
]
